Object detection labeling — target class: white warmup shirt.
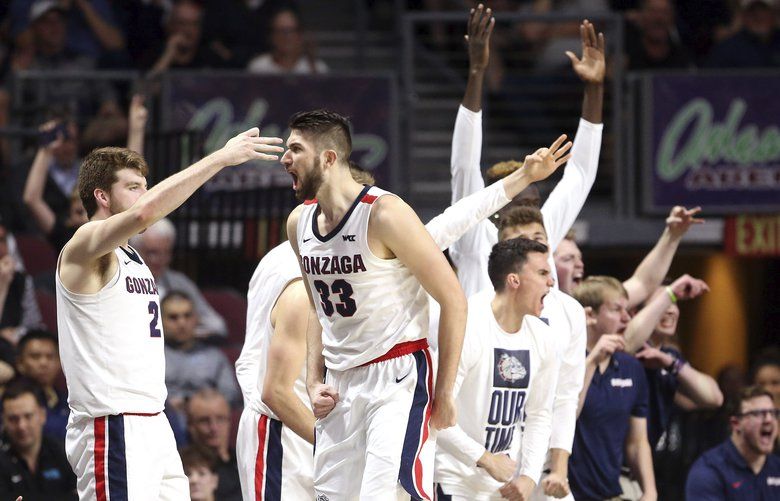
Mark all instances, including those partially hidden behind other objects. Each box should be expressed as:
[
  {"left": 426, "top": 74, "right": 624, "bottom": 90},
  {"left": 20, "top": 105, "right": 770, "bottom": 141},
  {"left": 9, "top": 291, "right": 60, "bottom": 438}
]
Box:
[
  {"left": 236, "top": 241, "right": 308, "bottom": 417},
  {"left": 436, "top": 290, "right": 561, "bottom": 499},
  {"left": 296, "top": 186, "right": 429, "bottom": 371},
  {"left": 449, "top": 105, "right": 604, "bottom": 296},
  {"left": 447, "top": 105, "right": 599, "bottom": 456},
  {"left": 56, "top": 246, "right": 167, "bottom": 418}
]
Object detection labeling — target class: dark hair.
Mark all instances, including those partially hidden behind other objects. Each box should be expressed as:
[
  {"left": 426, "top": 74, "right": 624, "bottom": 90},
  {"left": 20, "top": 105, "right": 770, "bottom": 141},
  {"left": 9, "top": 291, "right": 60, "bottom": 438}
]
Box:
[
  {"left": 161, "top": 290, "right": 193, "bottom": 310},
  {"left": 728, "top": 385, "right": 775, "bottom": 417},
  {"left": 750, "top": 349, "right": 780, "bottom": 383},
  {"left": 2, "top": 378, "right": 47, "bottom": 408},
  {"left": 17, "top": 329, "right": 58, "bottom": 357},
  {"left": 78, "top": 147, "right": 149, "bottom": 218},
  {"left": 488, "top": 238, "right": 549, "bottom": 292},
  {"left": 288, "top": 109, "right": 352, "bottom": 158},
  {"left": 179, "top": 445, "right": 217, "bottom": 473}
]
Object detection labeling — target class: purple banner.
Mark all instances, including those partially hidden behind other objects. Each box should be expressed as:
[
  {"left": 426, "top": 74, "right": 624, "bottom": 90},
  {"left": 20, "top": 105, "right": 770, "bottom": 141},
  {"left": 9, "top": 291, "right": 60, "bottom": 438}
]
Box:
[
  {"left": 162, "top": 72, "right": 396, "bottom": 191},
  {"left": 647, "top": 74, "right": 780, "bottom": 214}
]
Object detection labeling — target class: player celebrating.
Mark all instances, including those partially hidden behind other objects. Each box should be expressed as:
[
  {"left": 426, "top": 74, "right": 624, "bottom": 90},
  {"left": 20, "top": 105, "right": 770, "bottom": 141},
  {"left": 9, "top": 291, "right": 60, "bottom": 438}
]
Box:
[
  {"left": 285, "top": 109, "right": 467, "bottom": 500},
  {"left": 56, "top": 129, "right": 283, "bottom": 499},
  {"left": 436, "top": 238, "right": 561, "bottom": 501},
  {"left": 238, "top": 139, "right": 571, "bottom": 500}
]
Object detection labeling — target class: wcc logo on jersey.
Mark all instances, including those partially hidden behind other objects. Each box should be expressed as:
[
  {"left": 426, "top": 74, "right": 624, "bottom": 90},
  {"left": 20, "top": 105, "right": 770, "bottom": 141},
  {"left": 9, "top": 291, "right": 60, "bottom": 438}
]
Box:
[{"left": 493, "top": 349, "right": 530, "bottom": 389}]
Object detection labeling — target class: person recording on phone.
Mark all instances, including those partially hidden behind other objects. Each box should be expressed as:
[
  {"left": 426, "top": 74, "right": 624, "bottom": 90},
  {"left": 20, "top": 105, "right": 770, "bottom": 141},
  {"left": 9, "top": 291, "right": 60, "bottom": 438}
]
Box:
[{"left": 23, "top": 119, "right": 87, "bottom": 252}]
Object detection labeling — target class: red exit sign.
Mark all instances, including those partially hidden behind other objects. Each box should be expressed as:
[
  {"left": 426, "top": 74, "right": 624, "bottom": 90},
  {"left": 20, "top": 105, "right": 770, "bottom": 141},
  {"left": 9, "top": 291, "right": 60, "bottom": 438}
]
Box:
[{"left": 724, "top": 215, "right": 780, "bottom": 257}]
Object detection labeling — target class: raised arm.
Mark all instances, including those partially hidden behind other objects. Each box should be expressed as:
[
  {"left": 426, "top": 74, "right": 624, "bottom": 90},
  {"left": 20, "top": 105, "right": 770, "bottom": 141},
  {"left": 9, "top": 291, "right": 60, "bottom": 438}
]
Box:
[
  {"left": 22, "top": 125, "right": 59, "bottom": 235},
  {"left": 450, "top": 4, "right": 494, "bottom": 203},
  {"left": 541, "top": 20, "right": 605, "bottom": 251},
  {"left": 623, "top": 275, "right": 709, "bottom": 354},
  {"left": 63, "top": 129, "right": 283, "bottom": 268},
  {"left": 623, "top": 207, "right": 704, "bottom": 309},
  {"left": 372, "top": 196, "right": 467, "bottom": 430},
  {"left": 74, "top": 0, "right": 125, "bottom": 51},
  {"left": 262, "top": 279, "right": 316, "bottom": 444},
  {"left": 127, "top": 94, "right": 148, "bottom": 155},
  {"left": 427, "top": 135, "right": 571, "bottom": 249}
]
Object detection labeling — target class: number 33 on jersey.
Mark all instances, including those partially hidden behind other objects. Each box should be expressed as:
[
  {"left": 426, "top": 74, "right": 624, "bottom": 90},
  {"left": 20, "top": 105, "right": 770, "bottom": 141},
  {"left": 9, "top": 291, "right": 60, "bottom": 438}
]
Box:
[{"left": 296, "top": 186, "right": 431, "bottom": 371}]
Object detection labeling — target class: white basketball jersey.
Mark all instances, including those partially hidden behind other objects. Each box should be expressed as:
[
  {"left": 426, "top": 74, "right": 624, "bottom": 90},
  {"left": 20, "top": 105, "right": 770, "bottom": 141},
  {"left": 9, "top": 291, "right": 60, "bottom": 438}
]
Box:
[
  {"left": 56, "top": 246, "right": 167, "bottom": 418},
  {"left": 296, "top": 186, "right": 429, "bottom": 371},
  {"left": 435, "top": 289, "right": 558, "bottom": 496},
  {"left": 237, "top": 241, "right": 308, "bottom": 417}
]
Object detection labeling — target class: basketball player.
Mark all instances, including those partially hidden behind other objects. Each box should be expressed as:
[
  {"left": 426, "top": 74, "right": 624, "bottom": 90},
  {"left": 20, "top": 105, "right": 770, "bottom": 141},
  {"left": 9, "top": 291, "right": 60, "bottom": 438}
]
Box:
[
  {"left": 436, "top": 238, "right": 561, "bottom": 501},
  {"left": 56, "top": 128, "right": 283, "bottom": 499},
  {"left": 237, "top": 141, "right": 571, "bottom": 500}
]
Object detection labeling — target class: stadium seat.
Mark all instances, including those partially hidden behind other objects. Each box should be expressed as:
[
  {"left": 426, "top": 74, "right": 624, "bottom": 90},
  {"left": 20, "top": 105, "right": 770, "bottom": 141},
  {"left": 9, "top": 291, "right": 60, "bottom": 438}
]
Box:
[
  {"left": 14, "top": 234, "right": 57, "bottom": 277},
  {"left": 35, "top": 288, "right": 58, "bottom": 334},
  {"left": 202, "top": 288, "right": 247, "bottom": 345}
]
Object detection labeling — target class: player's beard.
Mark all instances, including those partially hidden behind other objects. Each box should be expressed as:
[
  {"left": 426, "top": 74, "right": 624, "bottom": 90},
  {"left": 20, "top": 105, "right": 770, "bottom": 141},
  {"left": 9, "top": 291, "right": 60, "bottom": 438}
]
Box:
[{"left": 296, "top": 157, "right": 324, "bottom": 202}]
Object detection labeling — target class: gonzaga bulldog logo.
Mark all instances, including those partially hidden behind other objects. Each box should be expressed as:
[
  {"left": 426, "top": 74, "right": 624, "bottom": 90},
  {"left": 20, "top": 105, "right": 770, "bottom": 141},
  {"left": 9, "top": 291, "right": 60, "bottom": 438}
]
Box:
[
  {"left": 498, "top": 354, "right": 527, "bottom": 383},
  {"left": 493, "top": 349, "right": 531, "bottom": 388}
]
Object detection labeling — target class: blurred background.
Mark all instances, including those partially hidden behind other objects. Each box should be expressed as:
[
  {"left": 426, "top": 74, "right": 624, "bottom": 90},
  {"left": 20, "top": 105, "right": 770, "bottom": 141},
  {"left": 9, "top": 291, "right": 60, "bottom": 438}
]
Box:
[{"left": 0, "top": 1, "right": 777, "bottom": 499}]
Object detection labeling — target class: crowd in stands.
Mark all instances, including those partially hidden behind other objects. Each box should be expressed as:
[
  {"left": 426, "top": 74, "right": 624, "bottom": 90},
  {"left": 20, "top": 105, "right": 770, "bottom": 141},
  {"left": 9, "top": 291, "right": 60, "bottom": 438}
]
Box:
[{"left": 0, "top": 1, "right": 776, "bottom": 500}]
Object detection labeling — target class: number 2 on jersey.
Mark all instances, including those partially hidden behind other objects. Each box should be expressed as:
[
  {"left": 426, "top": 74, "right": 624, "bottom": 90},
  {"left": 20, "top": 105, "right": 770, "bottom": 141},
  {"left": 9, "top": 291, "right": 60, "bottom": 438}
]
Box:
[
  {"left": 148, "top": 301, "right": 162, "bottom": 337},
  {"left": 313, "top": 279, "right": 357, "bottom": 317}
]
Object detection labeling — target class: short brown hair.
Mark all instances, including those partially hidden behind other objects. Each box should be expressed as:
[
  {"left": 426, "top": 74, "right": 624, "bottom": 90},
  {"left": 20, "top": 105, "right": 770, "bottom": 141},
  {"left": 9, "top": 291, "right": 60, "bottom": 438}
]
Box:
[
  {"left": 498, "top": 206, "right": 546, "bottom": 239},
  {"left": 573, "top": 276, "right": 628, "bottom": 311},
  {"left": 78, "top": 147, "right": 148, "bottom": 218},
  {"left": 564, "top": 228, "right": 577, "bottom": 241},
  {"left": 179, "top": 445, "right": 217, "bottom": 473},
  {"left": 728, "top": 385, "right": 775, "bottom": 417},
  {"left": 488, "top": 238, "right": 549, "bottom": 292}
]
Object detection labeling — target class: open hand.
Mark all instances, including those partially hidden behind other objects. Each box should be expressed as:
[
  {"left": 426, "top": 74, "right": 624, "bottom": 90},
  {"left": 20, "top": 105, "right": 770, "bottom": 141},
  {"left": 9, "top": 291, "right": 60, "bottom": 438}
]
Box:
[
  {"left": 523, "top": 134, "right": 573, "bottom": 182},
  {"left": 566, "top": 20, "right": 605, "bottom": 84},
  {"left": 465, "top": 4, "right": 495, "bottom": 72},
  {"left": 219, "top": 128, "right": 284, "bottom": 166}
]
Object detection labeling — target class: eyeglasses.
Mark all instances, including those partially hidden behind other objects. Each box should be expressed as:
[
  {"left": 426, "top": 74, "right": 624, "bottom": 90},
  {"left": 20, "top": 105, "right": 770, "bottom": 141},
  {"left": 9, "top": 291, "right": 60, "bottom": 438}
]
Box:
[{"left": 737, "top": 408, "right": 780, "bottom": 419}]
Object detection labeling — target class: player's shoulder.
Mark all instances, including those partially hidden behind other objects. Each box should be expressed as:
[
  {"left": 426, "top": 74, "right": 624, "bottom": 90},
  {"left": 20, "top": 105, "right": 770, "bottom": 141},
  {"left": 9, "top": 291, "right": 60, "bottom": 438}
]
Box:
[{"left": 549, "top": 288, "right": 585, "bottom": 313}]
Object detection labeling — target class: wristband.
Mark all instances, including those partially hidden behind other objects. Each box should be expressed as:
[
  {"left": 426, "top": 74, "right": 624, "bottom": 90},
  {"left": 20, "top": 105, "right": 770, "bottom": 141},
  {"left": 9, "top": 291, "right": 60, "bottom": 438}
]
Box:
[
  {"left": 666, "top": 356, "right": 685, "bottom": 376},
  {"left": 665, "top": 286, "right": 677, "bottom": 304}
]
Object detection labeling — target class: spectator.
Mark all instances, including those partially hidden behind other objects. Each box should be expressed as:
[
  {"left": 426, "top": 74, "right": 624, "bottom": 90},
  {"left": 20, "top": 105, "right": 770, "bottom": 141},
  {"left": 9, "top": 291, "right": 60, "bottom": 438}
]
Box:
[
  {"left": 685, "top": 385, "right": 780, "bottom": 499},
  {"left": 706, "top": 0, "right": 780, "bottom": 68},
  {"left": 162, "top": 291, "right": 240, "bottom": 408},
  {"left": 131, "top": 218, "right": 227, "bottom": 338},
  {"left": 635, "top": 285, "right": 723, "bottom": 447},
  {"left": 202, "top": 0, "right": 281, "bottom": 68},
  {"left": 10, "top": 0, "right": 124, "bottom": 61},
  {"left": 113, "top": 0, "right": 168, "bottom": 68},
  {"left": 625, "top": 0, "right": 693, "bottom": 70},
  {"left": 0, "top": 221, "right": 43, "bottom": 345},
  {"left": 247, "top": 7, "right": 328, "bottom": 75},
  {"left": 751, "top": 351, "right": 780, "bottom": 408},
  {"left": 145, "top": 0, "right": 229, "bottom": 73},
  {"left": 186, "top": 388, "right": 241, "bottom": 501},
  {"left": 568, "top": 276, "right": 657, "bottom": 501},
  {"left": 10, "top": 1, "right": 121, "bottom": 120},
  {"left": 130, "top": 218, "right": 227, "bottom": 337},
  {"left": 22, "top": 120, "right": 88, "bottom": 252},
  {"left": 180, "top": 445, "right": 220, "bottom": 501},
  {"left": 0, "top": 379, "right": 77, "bottom": 500},
  {"left": 15, "top": 330, "right": 69, "bottom": 443}
]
